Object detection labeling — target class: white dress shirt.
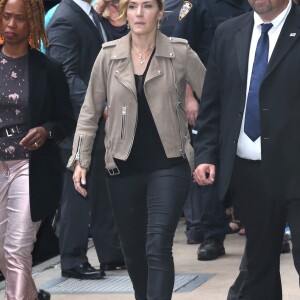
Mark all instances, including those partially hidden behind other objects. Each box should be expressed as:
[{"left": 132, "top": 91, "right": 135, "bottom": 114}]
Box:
[{"left": 237, "top": 0, "right": 292, "bottom": 160}]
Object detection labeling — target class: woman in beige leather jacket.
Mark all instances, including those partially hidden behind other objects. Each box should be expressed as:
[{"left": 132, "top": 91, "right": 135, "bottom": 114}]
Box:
[{"left": 68, "top": 0, "right": 205, "bottom": 299}]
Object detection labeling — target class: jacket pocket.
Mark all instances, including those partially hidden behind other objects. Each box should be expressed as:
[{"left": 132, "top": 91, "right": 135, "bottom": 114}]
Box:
[{"left": 121, "top": 105, "right": 127, "bottom": 140}]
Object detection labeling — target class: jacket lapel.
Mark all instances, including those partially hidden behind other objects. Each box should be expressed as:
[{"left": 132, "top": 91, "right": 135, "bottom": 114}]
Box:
[
  {"left": 64, "top": 0, "right": 103, "bottom": 43},
  {"left": 145, "top": 32, "right": 173, "bottom": 83},
  {"left": 111, "top": 35, "right": 137, "bottom": 99},
  {"left": 235, "top": 13, "right": 254, "bottom": 88},
  {"left": 265, "top": 5, "right": 300, "bottom": 79},
  {"left": 28, "top": 49, "right": 46, "bottom": 126},
  {"left": 111, "top": 32, "right": 174, "bottom": 98}
]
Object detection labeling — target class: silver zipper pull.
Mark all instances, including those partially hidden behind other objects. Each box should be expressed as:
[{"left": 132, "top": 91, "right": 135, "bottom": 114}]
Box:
[{"left": 75, "top": 135, "right": 83, "bottom": 161}]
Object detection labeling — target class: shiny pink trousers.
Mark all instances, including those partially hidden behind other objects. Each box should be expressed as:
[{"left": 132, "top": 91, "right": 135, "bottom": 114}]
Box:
[{"left": 0, "top": 160, "right": 40, "bottom": 300}]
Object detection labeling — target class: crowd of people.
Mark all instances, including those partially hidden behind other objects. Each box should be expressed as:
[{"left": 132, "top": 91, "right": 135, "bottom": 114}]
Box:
[{"left": 0, "top": 0, "right": 299, "bottom": 299}]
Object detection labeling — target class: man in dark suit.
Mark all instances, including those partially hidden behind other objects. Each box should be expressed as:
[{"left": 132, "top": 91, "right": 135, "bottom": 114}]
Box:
[
  {"left": 172, "top": 0, "right": 251, "bottom": 261},
  {"left": 194, "top": 0, "right": 300, "bottom": 299},
  {"left": 46, "top": 0, "right": 124, "bottom": 279}
]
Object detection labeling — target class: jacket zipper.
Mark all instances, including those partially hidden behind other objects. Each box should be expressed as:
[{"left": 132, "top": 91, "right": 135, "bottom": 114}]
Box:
[
  {"left": 170, "top": 58, "right": 186, "bottom": 158},
  {"left": 175, "top": 102, "right": 186, "bottom": 158},
  {"left": 74, "top": 134, "right": 83, "bottom": 162},
  {"left": 116, "top": 77, "right": 138, "bottom": 159},
  {"left": 121, "top": 105, "right": 127, "bottom": 140}
]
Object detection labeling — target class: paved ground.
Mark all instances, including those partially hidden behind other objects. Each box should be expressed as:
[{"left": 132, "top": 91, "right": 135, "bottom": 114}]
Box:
[{"left": 0, "top": 219, "right": 298, "bottom": 300}]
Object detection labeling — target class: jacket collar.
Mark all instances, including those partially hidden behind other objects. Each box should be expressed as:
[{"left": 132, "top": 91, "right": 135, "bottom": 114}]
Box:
[
  {"left": 110, "top": 31, "right": 177, "bottom": 60},
  {"left": 63, "top": 0, "right": 104, "bottom": 43},
  {"left": 235, "top": 12, "right": 254, "bottom": 87},
  {"left": 265, "top": 4, "right": 300, "bottom": 78}
]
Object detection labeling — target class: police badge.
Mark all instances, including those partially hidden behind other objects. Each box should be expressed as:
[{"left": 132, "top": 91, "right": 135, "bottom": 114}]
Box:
[{"left": 179, "top": 1, "right": 193, "bottom": 21}]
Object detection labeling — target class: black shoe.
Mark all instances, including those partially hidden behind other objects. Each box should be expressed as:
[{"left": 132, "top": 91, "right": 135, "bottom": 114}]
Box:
[
  {"left": 37, "top": 289, "right": 51, "bottom": 300},
  {"left": 187, "top": 237, "right": 202, "bottom": 245},
  {"left": 281, "top": 241, "right": 291, "bottom": 254},
  {"left": 100, "top": 261, "right": 126, "bottom": 271},
  {"left": 62, "top": 262, "right": 106, "bottom": 279},
  {"left": 197, "top": 239, "right": 225, "bottom": 261}
]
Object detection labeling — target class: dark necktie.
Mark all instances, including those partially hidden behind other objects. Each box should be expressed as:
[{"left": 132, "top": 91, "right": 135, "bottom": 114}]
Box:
[
  {"left": 90, "top": 7, "right": 107, "bottom": 42},
  {"left": 244, "top": 23, "right": 273, "bottom": 141}
]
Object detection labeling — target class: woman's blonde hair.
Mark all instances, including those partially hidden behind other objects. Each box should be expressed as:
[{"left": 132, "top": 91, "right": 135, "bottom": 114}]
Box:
[
  {"left": 0, "top": 0, "right": 48, "bottom": 49},
  {"left": 118, "top": 0, "right": 164, "bottom": 22}
]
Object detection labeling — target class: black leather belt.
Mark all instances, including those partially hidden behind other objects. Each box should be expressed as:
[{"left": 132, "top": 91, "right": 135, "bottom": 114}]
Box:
[{"left": 0, "top": 124, "right": 28, "bottom": 137}]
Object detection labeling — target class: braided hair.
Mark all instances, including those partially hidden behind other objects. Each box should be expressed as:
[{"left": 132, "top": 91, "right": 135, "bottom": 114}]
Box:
[{"left": 0, "top": 0, "right": 48, "bottom": 49}]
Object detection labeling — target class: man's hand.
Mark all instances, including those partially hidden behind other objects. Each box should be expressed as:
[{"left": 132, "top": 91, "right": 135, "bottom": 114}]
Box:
[
  {"left": 193, "top": 164, "right": 215, "bottom": 185},
  {"left": 185, "top": 84, "right": 200, "bottom": 126}
]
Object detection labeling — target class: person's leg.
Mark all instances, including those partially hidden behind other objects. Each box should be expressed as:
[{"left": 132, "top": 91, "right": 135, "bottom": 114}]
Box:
[
  {"left": 231, "top": 157, "right": 285, "bottom": 300},
  {"left": 59, "top": 149, "right": 90, "bottom": 270},
  {"left": 0, "top": 161, "right": 9, "bottom": 276},
  {"left": 227, "top": 242, "right": 248, "bottom": 300},
  {"left": 286, "top": 199, "right": 300, "bottom": 282},
  {"left": 183, "top": 182, "right": 204, "bottom": 244},
  {"left": 106, "top": 173, "right": 148, "bottom": 300},
  {"left": 146, "top": 163, "right": 190, "bottom": 300},
  {"left": 4, "top": 160, "right": 40, "bottom": 300},
  {"left": 89, "top": 149, "right": 124, "bottom": 267},
  {"left": 197, "top": 182, "right": 227, "bottom": 260}
]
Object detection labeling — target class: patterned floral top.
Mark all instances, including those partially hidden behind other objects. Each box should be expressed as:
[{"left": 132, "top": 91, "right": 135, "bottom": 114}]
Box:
[{"left": 0, "top": 50, "right": 29, "bottom": 160}]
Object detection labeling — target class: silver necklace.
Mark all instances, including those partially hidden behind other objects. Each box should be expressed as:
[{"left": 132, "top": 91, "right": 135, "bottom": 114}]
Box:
[{"left": 133, "top": 47, "right": 154, "bottom": 65}]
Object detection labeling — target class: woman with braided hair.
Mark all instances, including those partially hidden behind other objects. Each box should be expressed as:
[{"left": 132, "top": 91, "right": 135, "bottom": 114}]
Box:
[{"left": 0, "top": 0, "right": 74, "bottom": 299}]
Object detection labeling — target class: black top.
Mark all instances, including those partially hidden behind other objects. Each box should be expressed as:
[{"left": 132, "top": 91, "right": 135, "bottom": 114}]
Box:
[
  {"left": 0, "top": 51, "right": 29, "bottom": 160},
  {"left": 101, "top": 18, "right": 129, "bottom": 41},
  {"left": 115, "top": 51, "right": 184, "bottom": 175}
]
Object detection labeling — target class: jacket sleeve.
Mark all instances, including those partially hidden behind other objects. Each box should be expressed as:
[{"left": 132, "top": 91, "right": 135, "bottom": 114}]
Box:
[
  {"left": 185, "top": 44, "right": 206, "bottom": 101},
  {"left": 172, "top": 0, "right": 212, "bottom": 66},
  {"left": 67, "top": 49, "right": 108, "bottom": 171},
  {"left": 46, "top": 17, "right": 87, "bottom": 120},
  {"left": 193, "top": 28, "right": 221, "bottom": 167},
  {"left": 42, "top": 62, "right": 75, "bottom": 141}
]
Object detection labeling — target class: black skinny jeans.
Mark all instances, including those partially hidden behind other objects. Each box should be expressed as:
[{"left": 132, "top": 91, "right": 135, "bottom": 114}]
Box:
[{"left": 106, "top": 162, "right": 191, "bottom": 300}]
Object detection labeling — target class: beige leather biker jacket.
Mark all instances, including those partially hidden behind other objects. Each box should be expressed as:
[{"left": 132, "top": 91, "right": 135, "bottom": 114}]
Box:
[{"left": 67, "top": 31, "right": 205, "bottom": 174}]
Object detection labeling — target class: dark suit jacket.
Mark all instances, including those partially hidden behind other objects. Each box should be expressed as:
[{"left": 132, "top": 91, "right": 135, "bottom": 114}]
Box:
[
  {"left": 46, "top": 0, "right": 106, "bottom": 149},
  {"left": 194, "top": 4, "right": 300, "bottom": 201},
  {"left": 26, "top": 47, "right": 74, "bottom": 221}
]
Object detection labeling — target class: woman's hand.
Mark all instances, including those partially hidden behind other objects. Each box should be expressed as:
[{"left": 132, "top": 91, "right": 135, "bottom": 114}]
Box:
[
  {"left": 73, "top": 164, "right": 88, "bottom": 197},
  {"left": 19, "top": 127, "right": 48, "bottom": 150}
]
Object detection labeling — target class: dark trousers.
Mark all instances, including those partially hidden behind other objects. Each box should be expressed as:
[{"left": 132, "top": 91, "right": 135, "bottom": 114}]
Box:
[
  {"left": 229, "top": 157, "right": 300, "bottom": 300},
  {"left": 184, "top": 132, "right": 227, "bottom": 243},
  {"left": 106, "top": 163, "right": 191, "bottom": 300},
  {"left": 184, "top": 181, "right": 227, "bottom": 242},
  {"left": 59, "top": 148, "right": 123, "bottom": 269},
  {"left": 227, "top": 244, "right": 248, "bottom": 300}
]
